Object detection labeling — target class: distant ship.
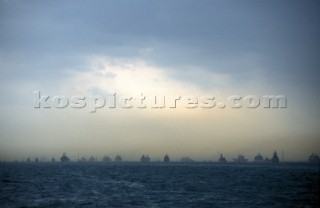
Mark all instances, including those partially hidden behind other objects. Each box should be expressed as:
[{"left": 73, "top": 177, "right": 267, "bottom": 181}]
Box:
[
  {"left": 78, "top": 157, "right": 87, "bottom": 162},
  {"left": 141, "top": 154, "right": 151, "bottom": 163},
  {"left": 102, "top": 156, "right": 112, "bottom": 162},
  {"left": 233, "top": 154, "right": 248, "bottom": 163},
  {"left": 114, "top": 155, "right": 122, "bottom": 162},
  {"left": 88, "top": 156, "right": 96, "bottom": 162},
  {"left": 163, "top": 154, "right": 170, "bottom": 163},
  {"left": 51, "top": 157, "right": 55, "bottom": 162},
  {"left": 308, "top": 153, "right": 319, "bottom": 163},
  {"left": 60, "top": 153, "right": 70, "bottom": 162},
  {"left": 35, "top": 157, "right": 39, "bottom": 163},
  {"left": 218, "top": 154, "right": 227, "bottom": 163},
  {"left": 254, "top": 153, "right": 264, "bottom": 162},
  {"left": 271, "top": 151, "right": 279, "bottom": 163},
  {"left": 180, "top": 157, "right": 194, "bottom": 163}
]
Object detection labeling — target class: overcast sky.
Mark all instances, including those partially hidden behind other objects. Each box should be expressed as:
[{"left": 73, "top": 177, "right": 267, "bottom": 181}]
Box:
[{"left": 0, "top": 0, "right": 319, "bottom": 161}]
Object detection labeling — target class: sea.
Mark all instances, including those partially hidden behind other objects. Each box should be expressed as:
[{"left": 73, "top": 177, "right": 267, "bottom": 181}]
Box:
[{"left": 0, "top": 162, "right": 319, "bottom": 208}]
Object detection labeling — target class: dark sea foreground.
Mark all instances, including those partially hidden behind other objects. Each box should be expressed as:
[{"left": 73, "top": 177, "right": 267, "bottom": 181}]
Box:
[{"left": 0, "top": 162, "right": 319, "bottom": 208}]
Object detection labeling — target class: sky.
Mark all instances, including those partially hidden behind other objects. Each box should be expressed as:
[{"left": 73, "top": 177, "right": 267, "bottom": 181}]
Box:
[{"left": 0, "top": 0, "right": 319, "bottom": 162}]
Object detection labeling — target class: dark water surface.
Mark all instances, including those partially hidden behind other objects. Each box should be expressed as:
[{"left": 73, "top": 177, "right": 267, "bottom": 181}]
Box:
[{"left": 0, "top": 163, "right": 319, "bottom": 207}]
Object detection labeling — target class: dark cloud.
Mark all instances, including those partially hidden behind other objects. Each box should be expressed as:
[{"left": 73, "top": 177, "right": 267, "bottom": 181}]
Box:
[{"left": 0, "top": 1, "right": 319, "bottom": 86}]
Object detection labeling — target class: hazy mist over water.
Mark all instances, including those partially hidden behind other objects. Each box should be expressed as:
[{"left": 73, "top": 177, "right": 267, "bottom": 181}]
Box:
[{"left": 0, "top": 0, "right": 320, "bottom": 162}]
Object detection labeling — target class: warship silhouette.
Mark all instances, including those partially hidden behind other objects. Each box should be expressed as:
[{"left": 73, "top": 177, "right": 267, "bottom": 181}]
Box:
[
  {"left": 233, "top": 155, "right": 248, "bottom": 163},
  {"left": 254, "top": 153, "right": 264, "bottom": 162},
  {"left": 308, "top": 153, "right": 319, "bottom": 163},
  {"left": 163, "top": 154, "right": 170, "bottom": 163},
  {"left": 60, "top": 153, "right": 70, "bottom": 162},
  {"left": 218, "top": 154, "right": 227, "bottom": 163},
  {"left": 271, "top": 151, "right": 279, "bottom": 163},
  {"left": 140, "top": 154, "right": 151, "bottom": 163}
]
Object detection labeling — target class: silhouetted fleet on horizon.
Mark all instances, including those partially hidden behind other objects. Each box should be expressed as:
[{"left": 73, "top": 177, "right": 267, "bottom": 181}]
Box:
[
  {"left": 2, "top": 151, "right": 318, "bottom": 164},
  {"left": 217, "top": 151, "right": 283, "bottom": 164}
]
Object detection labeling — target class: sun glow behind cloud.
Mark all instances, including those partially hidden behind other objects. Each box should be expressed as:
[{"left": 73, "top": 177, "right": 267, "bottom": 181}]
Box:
[{"left": 0, "top": 54, "right": 318, "bottom": 162}]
